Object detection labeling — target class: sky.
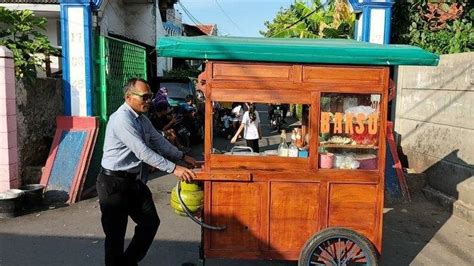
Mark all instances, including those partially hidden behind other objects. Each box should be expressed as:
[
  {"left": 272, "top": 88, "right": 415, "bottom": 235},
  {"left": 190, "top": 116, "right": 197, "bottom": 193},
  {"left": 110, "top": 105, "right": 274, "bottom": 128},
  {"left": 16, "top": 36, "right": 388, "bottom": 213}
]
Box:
[{"left": 178, "top": 0, "right": 296, "bottom": 37}]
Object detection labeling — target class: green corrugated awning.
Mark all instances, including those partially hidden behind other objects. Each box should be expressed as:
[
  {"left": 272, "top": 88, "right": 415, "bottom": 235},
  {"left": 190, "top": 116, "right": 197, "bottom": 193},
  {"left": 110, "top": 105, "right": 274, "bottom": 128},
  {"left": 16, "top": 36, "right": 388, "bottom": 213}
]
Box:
[{"left": 157, "top": 36, "right": 439, "bottom": 66}]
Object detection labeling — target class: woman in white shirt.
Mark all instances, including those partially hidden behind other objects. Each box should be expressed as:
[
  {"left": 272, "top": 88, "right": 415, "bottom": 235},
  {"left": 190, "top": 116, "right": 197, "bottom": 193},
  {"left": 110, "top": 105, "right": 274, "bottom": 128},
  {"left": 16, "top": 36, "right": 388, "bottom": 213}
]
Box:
[{"left": 231, "top": 103, "right": 262, "bottom": 153}]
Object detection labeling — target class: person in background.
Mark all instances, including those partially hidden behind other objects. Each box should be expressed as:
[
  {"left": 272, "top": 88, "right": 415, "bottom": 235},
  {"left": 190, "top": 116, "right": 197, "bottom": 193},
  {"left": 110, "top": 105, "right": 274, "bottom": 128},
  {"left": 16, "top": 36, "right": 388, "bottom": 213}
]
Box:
[
  {"left": 230, "top": 102, "right": 244, "bottom": 138},
  {"left": 179, "top": 94, "right": 203, "bottom": 145},
  {"left": 220, "top": 108, "right": 233, "bottom": 139},
  {"left": 97, "top": 78, "right": 196, "bottom": 266},
  {"left": 230, "top": 103, "right": 262, "bottom": 153},
  {"left": 150, "top": 101, "right": 189, "bottom": 152},
  {"left": 151, "top": 87, "right": 169, "bottom": 107},
  {"left": 184, "top": 94, "right": 196, "bottom": 111}
]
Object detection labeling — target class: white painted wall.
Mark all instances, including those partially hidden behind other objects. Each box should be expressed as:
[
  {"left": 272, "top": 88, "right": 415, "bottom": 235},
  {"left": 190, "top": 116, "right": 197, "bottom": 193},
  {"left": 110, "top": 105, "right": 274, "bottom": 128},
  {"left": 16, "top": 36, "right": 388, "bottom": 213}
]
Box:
[
  {"left": 156, "top": 1, "right": 168, "bottom": 77},
  {"left": 38, "top": 17, "right": 61, "bottom": 77},
  {"left": 99, "top": 0, "right": 126, "bottom": 39},
  {"left": 126, "top": 4, "right": 156, "bottom": 46},
  {"left": 45, "top": 17, "right": 60, "bottom": 47},
  {"left": 99, "top": 0, "right": 157, "bottom": 47}
]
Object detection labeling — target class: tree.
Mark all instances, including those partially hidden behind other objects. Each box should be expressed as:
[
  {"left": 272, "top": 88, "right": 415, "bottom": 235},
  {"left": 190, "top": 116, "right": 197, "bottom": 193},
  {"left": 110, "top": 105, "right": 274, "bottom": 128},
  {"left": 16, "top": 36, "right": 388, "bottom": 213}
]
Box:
[
  {"left": 260, "top": 0, "right": 355, "bottom": 39},
  {"left": 391, "top": 0, "right": 473, "bottom": 54},
  {"left": 0, "top": 7, "right": 60, "bottom": 81}
]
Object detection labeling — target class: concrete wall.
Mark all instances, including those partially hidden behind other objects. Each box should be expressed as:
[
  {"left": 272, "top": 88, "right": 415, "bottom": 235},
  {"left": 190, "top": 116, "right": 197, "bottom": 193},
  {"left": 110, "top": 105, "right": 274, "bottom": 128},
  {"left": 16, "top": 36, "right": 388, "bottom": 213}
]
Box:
[
  {"left": 395, "top": 52, "right": 474, "bottom": 217},
  {"left": 99, "top": 0, "right": 157, "bottom": 47},
  {"left": 16, "top": 78, "right": 63, "bottom": 184}
]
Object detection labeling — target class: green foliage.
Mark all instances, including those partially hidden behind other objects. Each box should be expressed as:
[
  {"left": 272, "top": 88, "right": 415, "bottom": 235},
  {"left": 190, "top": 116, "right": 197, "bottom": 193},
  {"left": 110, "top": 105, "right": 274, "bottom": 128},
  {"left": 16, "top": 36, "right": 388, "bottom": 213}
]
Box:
[
  {"left": 0, "top": 7, "right": 60, "bottom": 81},
  {"left": 163, "top": 68, "right": 201, "bottom": 79},
  {"left": 260, "top": 0, "right": 355, "bottom": 39},
  {"left": 391, "top": 0, "right": 473, "bottom": 54},
  {"left": 295, "top": 104, "right": 303, "bottom": 121}
]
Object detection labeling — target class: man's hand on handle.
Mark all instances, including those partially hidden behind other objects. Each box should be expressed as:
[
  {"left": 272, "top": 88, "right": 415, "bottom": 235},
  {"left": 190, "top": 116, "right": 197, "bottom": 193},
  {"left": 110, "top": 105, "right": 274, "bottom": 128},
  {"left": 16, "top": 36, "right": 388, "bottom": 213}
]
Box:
[
  {"left": 183, "top": 155, "right": 197, "bottom": 168},
  {"left": 173, "top": 165, "right": 196, "bottom": 182}
]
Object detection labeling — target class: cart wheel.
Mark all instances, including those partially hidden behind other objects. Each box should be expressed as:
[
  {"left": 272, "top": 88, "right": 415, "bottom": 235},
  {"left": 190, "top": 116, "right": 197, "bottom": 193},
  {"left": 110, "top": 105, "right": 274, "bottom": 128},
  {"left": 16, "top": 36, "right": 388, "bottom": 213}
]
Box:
[{"left": 298, "top": 227, "right": 378, "bottom": 266}]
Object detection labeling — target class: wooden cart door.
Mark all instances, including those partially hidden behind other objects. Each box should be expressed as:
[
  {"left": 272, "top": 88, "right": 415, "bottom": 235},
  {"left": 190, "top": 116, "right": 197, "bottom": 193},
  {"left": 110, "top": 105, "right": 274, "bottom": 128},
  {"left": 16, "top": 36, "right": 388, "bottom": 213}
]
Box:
[
  {"left": 207, "top": 181, "right": 263, "bottom": 253},
  {"left": 268, "top": 181, "right": 320, "bottom": 254}
]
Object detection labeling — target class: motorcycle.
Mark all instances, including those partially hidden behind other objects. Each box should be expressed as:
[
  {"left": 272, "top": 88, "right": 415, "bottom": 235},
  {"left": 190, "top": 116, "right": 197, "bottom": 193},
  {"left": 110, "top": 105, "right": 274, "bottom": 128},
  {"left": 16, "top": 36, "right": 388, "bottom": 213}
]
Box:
[
  {"left": 175, "top": 104, "right": 204, "bottom": 145},
  {"left": 171, "top": 113, "right": 191, "bottom": 147},
  {"left": 269, "top": 104, "right": 285, "bottom": 132}
]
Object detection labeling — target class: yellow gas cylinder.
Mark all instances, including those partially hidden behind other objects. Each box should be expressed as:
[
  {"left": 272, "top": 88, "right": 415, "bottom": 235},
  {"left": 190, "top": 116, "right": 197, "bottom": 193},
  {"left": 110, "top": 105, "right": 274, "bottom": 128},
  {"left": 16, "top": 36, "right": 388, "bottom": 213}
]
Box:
[{"left": 170, "top": 181, "right": 203, "bottom": 216}]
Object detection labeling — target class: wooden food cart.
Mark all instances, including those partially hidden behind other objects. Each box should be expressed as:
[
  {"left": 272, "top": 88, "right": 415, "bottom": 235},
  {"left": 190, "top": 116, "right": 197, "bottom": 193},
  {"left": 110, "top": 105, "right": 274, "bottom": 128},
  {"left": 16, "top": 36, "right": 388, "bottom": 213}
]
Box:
[{"left": 158, "top": 37, "right": 438, "bottom": 265}]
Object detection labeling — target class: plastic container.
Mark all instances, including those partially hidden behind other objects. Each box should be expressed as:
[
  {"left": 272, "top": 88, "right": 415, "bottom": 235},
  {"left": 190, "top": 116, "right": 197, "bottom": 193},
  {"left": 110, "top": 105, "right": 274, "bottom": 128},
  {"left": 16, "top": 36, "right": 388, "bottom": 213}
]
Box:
[
  {"left": 333, "top": 153, "right": 345, "bottom": 168},
  {"left": 19, "top": 184, "right": 45, "bottom": 209},
  {"left": 357, "top": 154, "right": 378, "bottom": 170},
  {"left": 319, "top": 153, "right": 334, "bottom": 169},
  {"left": 0, "top": 189, "right": 24, "bottom": 218},
  {"left": 298, "top": 150, "right": 309, "bottom": 158}
]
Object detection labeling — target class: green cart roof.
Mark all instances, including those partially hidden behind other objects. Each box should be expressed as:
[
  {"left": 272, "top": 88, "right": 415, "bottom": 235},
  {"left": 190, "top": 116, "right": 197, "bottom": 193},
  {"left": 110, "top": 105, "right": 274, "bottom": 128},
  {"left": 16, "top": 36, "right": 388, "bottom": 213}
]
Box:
[{"left": 157, "top": 36, "right": 439, "bottom": 66}]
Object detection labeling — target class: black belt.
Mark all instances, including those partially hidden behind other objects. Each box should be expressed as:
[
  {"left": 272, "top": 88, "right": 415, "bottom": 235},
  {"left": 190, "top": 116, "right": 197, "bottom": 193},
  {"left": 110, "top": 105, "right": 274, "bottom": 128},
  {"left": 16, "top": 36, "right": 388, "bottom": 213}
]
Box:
[{"left": 100, "top": 167, "right": 139, "bottom": 179}]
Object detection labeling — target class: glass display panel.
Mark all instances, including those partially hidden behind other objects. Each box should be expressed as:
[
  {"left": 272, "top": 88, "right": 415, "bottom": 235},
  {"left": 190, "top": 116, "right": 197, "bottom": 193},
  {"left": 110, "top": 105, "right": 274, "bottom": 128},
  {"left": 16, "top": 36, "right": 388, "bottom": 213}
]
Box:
[
  {"left": 319, "top": 93, "right": 381, "bottom": 170},
  {"left": 212, "top": 102, "right": 310, "bottom": 158}
]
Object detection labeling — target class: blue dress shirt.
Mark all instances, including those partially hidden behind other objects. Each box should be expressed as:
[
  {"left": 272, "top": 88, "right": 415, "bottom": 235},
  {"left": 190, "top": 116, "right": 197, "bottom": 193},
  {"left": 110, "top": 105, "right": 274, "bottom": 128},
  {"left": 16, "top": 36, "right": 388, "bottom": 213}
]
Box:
[{"left": 101, "top": 103, "right": 183, "bottom": 181}]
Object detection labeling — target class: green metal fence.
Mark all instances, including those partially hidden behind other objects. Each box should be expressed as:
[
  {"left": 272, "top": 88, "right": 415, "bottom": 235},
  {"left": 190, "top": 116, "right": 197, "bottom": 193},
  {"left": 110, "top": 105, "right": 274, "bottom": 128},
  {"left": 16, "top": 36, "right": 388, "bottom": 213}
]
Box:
[
  {"left": 83, "top": 35, "right": 147, "bottom": 195},
  {"left": 97, "top": 35, "right": 148, "bottom": 122}
]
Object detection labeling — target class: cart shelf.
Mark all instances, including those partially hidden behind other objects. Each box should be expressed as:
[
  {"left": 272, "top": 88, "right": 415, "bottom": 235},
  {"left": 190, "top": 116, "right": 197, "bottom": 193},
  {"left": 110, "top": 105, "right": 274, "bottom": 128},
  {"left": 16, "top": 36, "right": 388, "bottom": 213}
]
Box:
[{"left": 321, "top": 144, "right": 379, "bottom": 149}]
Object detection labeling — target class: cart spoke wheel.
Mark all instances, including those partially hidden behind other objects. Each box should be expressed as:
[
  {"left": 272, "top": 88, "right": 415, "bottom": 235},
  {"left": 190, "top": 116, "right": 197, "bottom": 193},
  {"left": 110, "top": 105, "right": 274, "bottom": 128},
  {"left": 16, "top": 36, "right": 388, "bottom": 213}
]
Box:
[
  {"left": 299, "top": 228, "right": 378, "bottom": 266},
  {"left": 311, "top": 237, "right": 367, "bottom": 265}
]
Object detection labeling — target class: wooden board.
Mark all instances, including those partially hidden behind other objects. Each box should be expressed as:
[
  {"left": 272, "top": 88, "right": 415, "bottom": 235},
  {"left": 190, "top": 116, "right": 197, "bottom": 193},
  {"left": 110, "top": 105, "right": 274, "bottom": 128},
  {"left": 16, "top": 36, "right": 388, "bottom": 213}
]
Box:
[
  {"left": 212, "top": 62, "right": 294, "bottom": 81},
  {"left": 40, "top": 116, "right": 98, "bottom": 204},
  {"left": 302, "top": 65, "right": 384, "bottom": 84},
  {"left": 386, "top": 122, "right": 410, "bottom": 201}
]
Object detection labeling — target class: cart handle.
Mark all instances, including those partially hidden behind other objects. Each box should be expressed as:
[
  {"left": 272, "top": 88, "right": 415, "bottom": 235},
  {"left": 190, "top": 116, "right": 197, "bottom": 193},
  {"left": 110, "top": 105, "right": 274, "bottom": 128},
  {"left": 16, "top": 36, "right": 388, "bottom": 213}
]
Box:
[{"left": 230, "top": 146, "right": 254, "bottom": 154}]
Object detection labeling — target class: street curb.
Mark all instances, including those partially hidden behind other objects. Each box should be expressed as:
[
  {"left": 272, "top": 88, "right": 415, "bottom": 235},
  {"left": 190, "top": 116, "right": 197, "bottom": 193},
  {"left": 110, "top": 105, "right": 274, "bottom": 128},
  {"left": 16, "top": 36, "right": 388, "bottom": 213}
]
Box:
[
  {"left": 453, "top": 200, "right": 474, "bottom": 225},
  {"left": 422, "top": 186, "right": 455, "bottom": 210},
  {"left": 422, "top": 186, "right": 474, "bottom": 224}
]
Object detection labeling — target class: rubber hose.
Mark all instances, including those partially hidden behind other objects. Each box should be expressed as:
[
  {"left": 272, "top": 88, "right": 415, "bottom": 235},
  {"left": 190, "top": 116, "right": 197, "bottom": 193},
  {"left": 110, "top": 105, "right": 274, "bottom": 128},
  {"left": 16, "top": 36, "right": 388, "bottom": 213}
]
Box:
[{"left": 176, "top": 181, "right": 226, "bottom": 231}]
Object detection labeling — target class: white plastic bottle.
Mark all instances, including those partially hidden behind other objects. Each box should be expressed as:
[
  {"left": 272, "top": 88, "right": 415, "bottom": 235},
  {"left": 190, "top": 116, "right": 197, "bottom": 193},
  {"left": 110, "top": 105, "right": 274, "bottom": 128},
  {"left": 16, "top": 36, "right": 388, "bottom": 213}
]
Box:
[
  {"left": 288, "top": 138, "right": 299, "bottom": 158},
  {"left": 278, "top": 130, "right": 289, "bottom": 157}
]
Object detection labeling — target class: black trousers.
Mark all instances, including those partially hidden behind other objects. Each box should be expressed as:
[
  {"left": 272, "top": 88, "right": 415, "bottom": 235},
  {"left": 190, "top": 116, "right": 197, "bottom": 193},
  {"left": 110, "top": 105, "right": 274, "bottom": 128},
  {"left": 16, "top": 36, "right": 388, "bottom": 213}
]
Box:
[
  {"left": 96, "top": 173, "right": 160, "bottom": 266},
  {"left": 246, "top": 139, "right": 260, "bottom": 153}
]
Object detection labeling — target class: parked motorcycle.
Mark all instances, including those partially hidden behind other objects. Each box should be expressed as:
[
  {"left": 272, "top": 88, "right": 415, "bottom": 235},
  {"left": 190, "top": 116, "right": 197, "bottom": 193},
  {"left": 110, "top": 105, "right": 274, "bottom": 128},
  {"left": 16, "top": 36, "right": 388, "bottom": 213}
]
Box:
[{"left": 269, "top": 104, "right": 285, "bottom": 132}]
